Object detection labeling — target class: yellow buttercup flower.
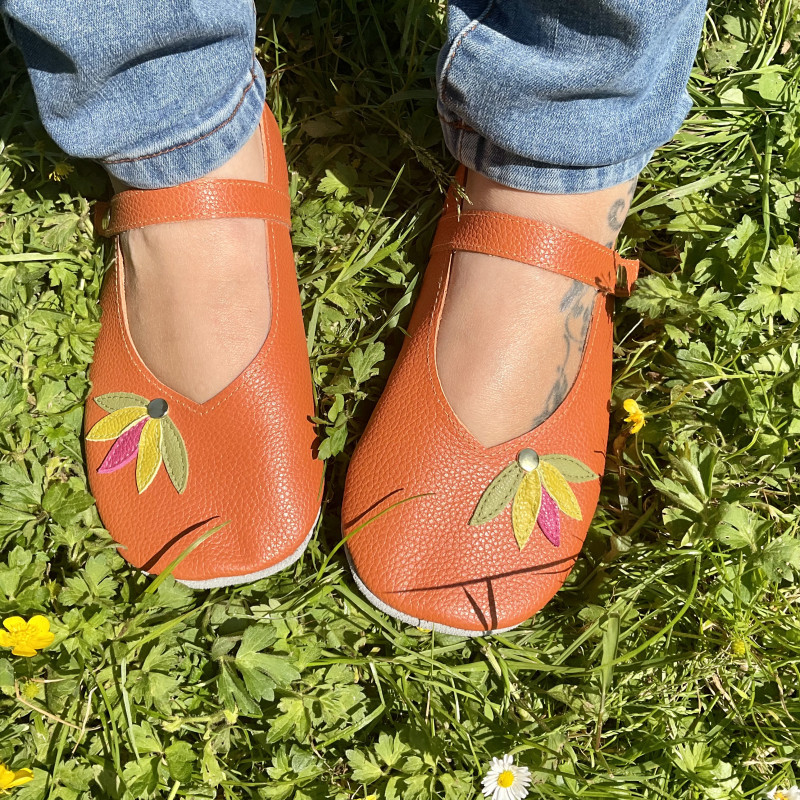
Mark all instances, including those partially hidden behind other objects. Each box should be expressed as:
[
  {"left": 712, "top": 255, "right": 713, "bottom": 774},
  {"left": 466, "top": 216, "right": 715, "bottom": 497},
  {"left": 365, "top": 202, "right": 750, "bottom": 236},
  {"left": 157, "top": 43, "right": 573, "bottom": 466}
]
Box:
[
  {"left": 623, "top": 398, "right": 646, "bottom": 433},
  {"left": 0, "top": 616, "right": 55, "bottom": 657},
  {"left": 0, "top": 764, "right": 34, "bottom": 794},
  {"left": 48, "top": 162, "right": 74, "bottom": 181}
]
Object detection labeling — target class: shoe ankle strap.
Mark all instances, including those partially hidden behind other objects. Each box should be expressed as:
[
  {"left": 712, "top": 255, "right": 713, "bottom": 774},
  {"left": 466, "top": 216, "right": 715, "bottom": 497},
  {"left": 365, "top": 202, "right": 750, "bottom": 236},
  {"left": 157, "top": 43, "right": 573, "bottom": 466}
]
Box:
[
  {"left": 431, "top": 206, "right": 639, "bottom": 297},
  {"left": 94, "top": 178, "right": 291, "bottom": 237}
]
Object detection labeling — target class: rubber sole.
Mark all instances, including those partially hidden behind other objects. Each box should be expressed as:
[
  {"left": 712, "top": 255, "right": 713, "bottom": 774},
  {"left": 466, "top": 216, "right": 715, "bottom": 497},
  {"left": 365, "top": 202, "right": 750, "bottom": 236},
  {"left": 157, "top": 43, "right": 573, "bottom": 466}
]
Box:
[
  {"left": 174, "top": 509, "right": 321, "bottom": 589},
  {"left": 345, "top": 546, "right": 519, "bottom": 638}
]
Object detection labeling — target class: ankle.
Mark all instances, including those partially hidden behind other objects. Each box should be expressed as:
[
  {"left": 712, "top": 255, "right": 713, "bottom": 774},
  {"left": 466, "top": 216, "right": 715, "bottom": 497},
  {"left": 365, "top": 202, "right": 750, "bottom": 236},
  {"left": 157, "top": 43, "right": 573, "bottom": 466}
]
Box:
[{"left": 464, "top": 170, "right": 637, "bottom": 248}]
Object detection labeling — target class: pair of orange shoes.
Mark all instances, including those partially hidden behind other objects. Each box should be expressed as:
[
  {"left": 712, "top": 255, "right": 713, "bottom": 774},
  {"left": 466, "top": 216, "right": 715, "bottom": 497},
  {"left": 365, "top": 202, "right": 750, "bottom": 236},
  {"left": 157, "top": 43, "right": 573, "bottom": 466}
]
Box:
[{"left": 85, "top": 105, "right": 638, "bottom": 635}]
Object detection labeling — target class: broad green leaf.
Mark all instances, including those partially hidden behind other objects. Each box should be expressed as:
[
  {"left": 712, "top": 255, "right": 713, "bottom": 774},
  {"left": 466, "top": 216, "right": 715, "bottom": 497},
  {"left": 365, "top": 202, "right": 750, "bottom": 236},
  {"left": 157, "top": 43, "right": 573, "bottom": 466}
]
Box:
[
  {"left": 756, "top": 71, "right": 786, "bottom": 101},
  {"left": 348, "top": 342, "right": 385, "bottom": 384},
  {"left": 165, "top": 741, "right": 196, "bottom": 783},
  {"left": 236, "top": 652, "right": 301, "bottom": 686},
  {"left": 267, "top": 697, "right": 310, "bottom": 743},
  {"left": 201, "top": 742, "right": 226, "bottom": 787},
  {"left": 41, "top": 483, "right": 95, "bottom": 527},
  {"left": 238, "top": 624, "right": 276, "bottom": 656},
  {"left": 759, "top": 534, "right": 800, "bottom": 582},
  {"left": 217, "top": 662, "right": 260, "bottom": 717},
  {"left": 121, "top": 756, "right": 159, "bottom": 797},
  {"left": 469, "top": 462, "right": 525, "bottom": 526},
  {"left": 375, "top": 732, "right": 407, "bottom": 768},
  {"left": 346, "top": 749, "right": 384, "bottom": 784}
]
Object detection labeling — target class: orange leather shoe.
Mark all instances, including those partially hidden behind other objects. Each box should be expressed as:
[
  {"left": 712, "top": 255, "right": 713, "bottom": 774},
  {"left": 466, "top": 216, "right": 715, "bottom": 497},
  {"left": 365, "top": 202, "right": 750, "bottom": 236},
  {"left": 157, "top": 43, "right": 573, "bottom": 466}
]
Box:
[
  {"left": 341, "top": 168, "right": 638, "bottom": 635},
  {"left": 85, "top": 105, "right": 323, "bottom": 588}
]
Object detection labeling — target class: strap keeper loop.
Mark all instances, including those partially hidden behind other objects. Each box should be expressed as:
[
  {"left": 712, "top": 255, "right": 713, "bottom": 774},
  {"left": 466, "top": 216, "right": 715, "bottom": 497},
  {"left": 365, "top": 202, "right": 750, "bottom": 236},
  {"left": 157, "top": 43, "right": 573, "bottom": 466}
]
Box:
[
  {"left": 614, "top": 253, "right": 640, "bottom": 297},
  {"left": 93, "top": 201, "right": 111, "bottom": 238}
]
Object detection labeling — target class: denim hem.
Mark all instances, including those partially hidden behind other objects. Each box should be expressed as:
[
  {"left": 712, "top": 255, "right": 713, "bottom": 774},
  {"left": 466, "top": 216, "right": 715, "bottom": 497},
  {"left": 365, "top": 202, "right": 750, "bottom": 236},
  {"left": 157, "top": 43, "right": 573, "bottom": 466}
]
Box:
[
  {"left": 441, "top": 118, "right": 654, "bottom": 195},
  {"left": 100, "top": 60, "right": 267, "bottom": 189}
]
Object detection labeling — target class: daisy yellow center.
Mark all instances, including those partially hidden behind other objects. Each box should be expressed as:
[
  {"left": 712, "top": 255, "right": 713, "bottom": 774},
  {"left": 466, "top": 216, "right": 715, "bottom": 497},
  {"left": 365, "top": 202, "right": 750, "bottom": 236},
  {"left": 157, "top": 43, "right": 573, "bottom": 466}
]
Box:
[
  {"left": 498, "top": 770, "right": 515, "bottom": 788},
  {"left": 775, "top": 793, "right": 789, "bottom": 800}
]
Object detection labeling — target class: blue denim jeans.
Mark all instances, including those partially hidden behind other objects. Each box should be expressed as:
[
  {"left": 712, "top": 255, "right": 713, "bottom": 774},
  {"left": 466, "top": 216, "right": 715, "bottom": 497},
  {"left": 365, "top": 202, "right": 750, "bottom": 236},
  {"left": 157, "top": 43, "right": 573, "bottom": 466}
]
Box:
[
  {"left": 3, "top": 1, "right": 705, "bottom": 193},
  {"left": 2, "top": 0, "right": 266, "bottom": 189},
  {"left": 440, "top": 0, "right": 707, "bottom": 193}
]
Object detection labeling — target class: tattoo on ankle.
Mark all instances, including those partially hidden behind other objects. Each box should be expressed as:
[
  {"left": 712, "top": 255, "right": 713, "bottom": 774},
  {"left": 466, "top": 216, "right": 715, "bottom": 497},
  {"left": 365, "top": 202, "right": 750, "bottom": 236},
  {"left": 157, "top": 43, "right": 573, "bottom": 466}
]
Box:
[
  {"left": 607, "top": 198, "right": 627, "bottom": 233},
  {"left": 530, "top": 282, "right": 595, "bottom": 429},
  {"left": 605, "top": 177, "right": 638, "bottom": 246}
]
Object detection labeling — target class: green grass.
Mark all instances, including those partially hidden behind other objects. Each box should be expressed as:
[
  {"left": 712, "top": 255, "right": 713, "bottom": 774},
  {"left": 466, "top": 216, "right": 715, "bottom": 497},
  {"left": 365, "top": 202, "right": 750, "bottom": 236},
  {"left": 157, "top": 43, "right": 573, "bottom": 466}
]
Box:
[{"left": 2, "top": 0, "right": 800, "bottom": 797}]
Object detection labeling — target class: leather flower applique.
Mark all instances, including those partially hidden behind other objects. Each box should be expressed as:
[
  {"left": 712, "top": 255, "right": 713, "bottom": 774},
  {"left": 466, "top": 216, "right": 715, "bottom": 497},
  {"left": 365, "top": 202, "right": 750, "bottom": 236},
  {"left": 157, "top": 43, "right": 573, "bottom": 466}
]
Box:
[
  {"left": 86, "top": 393, "right": 188, "bottom": 494},
  {"left": 469, "top": 449, "right": 598, "bottom": 549}
]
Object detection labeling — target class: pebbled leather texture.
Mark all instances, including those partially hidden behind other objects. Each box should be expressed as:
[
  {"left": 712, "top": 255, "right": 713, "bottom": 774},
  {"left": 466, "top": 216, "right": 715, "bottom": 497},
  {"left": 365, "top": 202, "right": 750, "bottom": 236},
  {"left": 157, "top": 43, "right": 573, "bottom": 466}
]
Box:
[
  {"left": 84, "top": 105, "right": 324, "bottom": 584},
  {"left": 96, "top": 179, "right": 292, "bottom": 237},
  {"left": 431, "top": 210, "right": 639, "bottom": 297},
  {"left": 341, "top": 168, "right": 639, "bottom": 634}
]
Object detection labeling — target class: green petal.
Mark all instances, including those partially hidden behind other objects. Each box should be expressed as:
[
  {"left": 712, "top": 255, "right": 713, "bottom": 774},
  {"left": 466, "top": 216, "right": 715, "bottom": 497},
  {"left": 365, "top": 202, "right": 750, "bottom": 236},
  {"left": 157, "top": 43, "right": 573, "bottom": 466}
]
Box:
[
  {"left": 539, "top": 454, "right": 598, "bottom": 483},
  {"left": 469, "top": 462, "right": 525, "bottom": 526},
  {"left": 512, "top": 470, "right": 542, "bottom": 550},
  {"left": 95, "top": 392, "right": 150, "bottom": 413},
  {"left": 161, "top": 416, "right": 189, "bottom": 494}
]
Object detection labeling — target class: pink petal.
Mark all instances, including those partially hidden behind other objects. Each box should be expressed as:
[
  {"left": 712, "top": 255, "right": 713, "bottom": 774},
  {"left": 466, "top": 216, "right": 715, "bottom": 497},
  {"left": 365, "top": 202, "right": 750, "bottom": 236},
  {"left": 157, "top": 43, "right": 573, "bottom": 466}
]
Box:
[
  {"left": 538, "top": 487, "right": 561, "bottom": 547},
  {"left": 98, "top": 418, "right": 147, "bottom": 473}
]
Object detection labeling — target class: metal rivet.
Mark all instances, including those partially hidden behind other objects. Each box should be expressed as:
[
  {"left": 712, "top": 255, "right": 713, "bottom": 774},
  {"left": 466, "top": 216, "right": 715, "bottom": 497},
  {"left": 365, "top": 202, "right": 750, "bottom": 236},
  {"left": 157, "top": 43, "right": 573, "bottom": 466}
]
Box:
[
  {"left": 147, "top": 398, "right": 168, "bottom": 419},
  {"left": 517, "top": 448, "right": 539, "bottom": 472}
]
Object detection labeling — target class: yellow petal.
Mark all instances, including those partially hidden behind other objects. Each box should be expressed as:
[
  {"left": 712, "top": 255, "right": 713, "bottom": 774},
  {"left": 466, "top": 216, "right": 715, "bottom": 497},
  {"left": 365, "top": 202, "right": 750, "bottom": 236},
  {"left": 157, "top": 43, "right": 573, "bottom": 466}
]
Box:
[
  {"left": 9, "top": 768, "right": 34, "bottom": 788},
  {"left": 11, "top": 644, "right": 38, "bottom": 657},
  {"left": 26, "top": 616, "right": 50, "bottom": 634},
  {"left": 631, "top": 419, "right": 645, "bottom": 433},
  {"left": 29, "top": 632, "right": 55, "bottom": 650},
  {"left": 540, "top": 462, "right": 582, "bottom": 521},
  {"left": 0, "top": 765, "right": 14, "bottom": 789},
  {"left": 511, "top": 470, "right": 542, "bottom": 550},
  {"left": 136, "top": 418, "right": 163, "bottom": 493},
  {"left": 2, "top": 617, "right": 27, "bottom": 634},
  {"left": 86, "top": 407, "right": 147, "bottom": 441},
  {"left": 623, "top": 398, "right": 639, "bottom": 414}
]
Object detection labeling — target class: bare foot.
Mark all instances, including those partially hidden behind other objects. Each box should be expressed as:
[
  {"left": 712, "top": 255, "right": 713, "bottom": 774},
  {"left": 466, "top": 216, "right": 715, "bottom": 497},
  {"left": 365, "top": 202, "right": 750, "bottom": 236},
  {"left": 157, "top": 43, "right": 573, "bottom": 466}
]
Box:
[
  {"left": 112, "top": 123, "right": 270, "bottom": 404},
  {"left": 436, "top": 170, "right": 636, "bottom": 448}
]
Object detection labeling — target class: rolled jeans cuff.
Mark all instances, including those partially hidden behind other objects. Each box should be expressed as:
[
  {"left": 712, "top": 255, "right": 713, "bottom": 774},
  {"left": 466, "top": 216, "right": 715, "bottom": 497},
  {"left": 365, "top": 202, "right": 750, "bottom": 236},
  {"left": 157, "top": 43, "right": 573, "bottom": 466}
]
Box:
[
  {"left": 440, "top": 113, "right": 654, "bottom": 195},
  {"left": 100, "top": 59, "right": 266, "bottom": 189}
]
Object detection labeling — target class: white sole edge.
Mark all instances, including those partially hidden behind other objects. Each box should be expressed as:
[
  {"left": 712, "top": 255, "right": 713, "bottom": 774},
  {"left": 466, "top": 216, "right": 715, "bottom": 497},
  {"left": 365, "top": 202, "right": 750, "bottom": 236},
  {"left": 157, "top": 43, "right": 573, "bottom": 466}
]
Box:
[
  {"left": 173, "top": 509, "right": 321, "bottom": 590},
  {"left": 345, "top": 546, "right": 519, "bottom": 638}
]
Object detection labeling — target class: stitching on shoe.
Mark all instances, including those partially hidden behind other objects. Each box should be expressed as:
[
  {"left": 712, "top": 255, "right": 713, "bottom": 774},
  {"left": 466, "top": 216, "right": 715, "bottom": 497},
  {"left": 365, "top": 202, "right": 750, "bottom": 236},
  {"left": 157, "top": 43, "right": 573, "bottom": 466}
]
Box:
[
  {"left": 425, "top": 254, "right": 470, "bottom": 445},
  {"left": 107, "top": 210, "right": 289, "bottom": 235}
]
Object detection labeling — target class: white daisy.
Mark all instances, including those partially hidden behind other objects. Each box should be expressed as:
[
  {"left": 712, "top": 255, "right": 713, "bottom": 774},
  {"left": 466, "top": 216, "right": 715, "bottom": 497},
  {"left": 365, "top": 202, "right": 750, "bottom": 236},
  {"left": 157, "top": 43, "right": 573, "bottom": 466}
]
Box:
[
  {"left": 482, "top": 754, "right": 531, "bottom": 800},
  {"left": 767, "top": 788, "right": 800, "bottom": 800}
]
